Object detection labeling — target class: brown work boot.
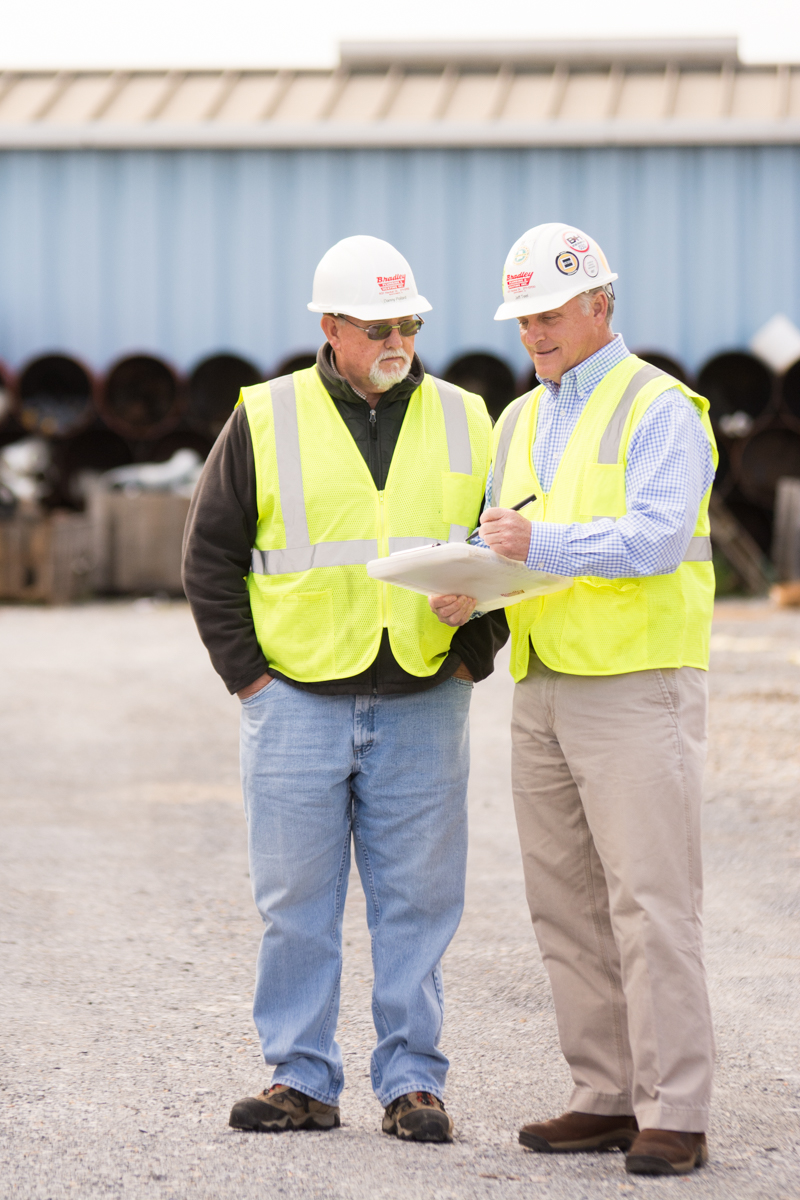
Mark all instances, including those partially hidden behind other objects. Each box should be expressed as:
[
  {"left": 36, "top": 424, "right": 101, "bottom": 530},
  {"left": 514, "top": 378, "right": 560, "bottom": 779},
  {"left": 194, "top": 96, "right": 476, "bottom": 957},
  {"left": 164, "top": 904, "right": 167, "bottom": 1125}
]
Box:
[
  {"left": 626, "top": 1129, "right": 708, "bottom": 1175},
  {"left": 382, "top": 1091, "right": 454, "bottom": 1143},
  {"left": 229, "top": 1083, "right": 340, "bottom": 1132},
  {"left": 519, "top": 1111, "right": 638, "bottom": 1153}
]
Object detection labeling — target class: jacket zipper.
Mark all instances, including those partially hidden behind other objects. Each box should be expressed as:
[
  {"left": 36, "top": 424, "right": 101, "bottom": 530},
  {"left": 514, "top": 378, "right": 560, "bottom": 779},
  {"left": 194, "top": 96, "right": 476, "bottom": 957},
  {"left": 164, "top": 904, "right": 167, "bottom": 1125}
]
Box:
[
  {"left": 370, "top": 405, "right": 386, "bottom": 693},
  {"left": 369, "top": 408, "right": 378, "bottom": 487},
  {"left": 377, "top": 490, "right": 389, "bottom": 628}
]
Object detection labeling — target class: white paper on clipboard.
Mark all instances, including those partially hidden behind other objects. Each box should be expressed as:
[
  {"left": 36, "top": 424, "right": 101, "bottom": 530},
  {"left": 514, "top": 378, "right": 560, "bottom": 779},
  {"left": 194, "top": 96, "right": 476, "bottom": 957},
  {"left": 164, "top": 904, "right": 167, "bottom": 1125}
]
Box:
[{"left": 366, "top": 542, "right": 573, "bottom": 612}]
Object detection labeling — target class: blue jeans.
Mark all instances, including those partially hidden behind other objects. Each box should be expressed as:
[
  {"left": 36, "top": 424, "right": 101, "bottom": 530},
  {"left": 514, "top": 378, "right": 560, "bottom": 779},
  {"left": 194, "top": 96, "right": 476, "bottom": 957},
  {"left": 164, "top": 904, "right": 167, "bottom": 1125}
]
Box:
[{"left": 239, "top": 674, "right": 472, "bottom": 1108}]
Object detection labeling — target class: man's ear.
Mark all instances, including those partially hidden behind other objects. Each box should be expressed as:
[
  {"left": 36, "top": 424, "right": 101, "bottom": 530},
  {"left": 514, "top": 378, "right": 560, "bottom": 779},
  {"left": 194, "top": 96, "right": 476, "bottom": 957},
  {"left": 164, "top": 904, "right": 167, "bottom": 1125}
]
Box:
[
  {"left": 320, "top": 315, "right": 340, "bottom": 347},
  {"left": 593, "top": 291, "right": 608, "bottom": 325}
]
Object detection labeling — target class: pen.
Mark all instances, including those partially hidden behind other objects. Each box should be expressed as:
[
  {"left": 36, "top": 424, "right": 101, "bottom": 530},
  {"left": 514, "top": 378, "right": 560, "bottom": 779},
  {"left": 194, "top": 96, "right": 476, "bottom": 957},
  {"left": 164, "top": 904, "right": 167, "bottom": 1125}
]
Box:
[{"left": 465, "top": 491, "right": 538, "bottom": 545}]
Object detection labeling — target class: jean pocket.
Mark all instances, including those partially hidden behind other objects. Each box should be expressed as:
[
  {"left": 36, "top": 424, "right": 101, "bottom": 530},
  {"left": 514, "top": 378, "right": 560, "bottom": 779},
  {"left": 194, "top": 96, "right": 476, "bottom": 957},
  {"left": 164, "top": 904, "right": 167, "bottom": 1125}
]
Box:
[
  {"left": 240, "top": 677, "right": 280, "bottom": 705},
  {"left": 449, "top": 676, "right": 474, "bottom": 688}
]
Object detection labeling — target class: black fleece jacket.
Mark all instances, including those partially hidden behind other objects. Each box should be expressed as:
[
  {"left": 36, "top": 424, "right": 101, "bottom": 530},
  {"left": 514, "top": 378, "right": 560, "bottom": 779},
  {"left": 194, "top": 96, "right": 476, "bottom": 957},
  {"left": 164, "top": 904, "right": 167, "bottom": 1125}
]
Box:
[{"left": 182, "top": 344, "right": 508, "bottom": 695}]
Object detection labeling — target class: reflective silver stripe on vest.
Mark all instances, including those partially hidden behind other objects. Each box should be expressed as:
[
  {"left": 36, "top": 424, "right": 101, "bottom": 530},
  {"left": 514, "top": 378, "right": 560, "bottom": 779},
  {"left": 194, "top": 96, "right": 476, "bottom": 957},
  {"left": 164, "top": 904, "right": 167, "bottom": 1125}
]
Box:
[
  {"left": 432, "top": 376, "right": 474, "bottom": 542},
  {"left": 251, "top": 539, "right": 379, "bottom": 575},
  {"left": 592, "top": 365, "right": 658, "bottom": 521},
  {"left": 597, "top": 363, "right": 666, "bottom": 464},
  {"left": 389, "top": 536, "right": 438, "bottom": 553},
  {"left": 434, "top": 377, "right": 473, "bottom": 476},
  {"left": 250, "top": 376, "right": 474, "bottom": 574},
  {"left": 491, "top": 392, "right": 532, "bottom": 506},
  {"left": 269, "top": 374, "right": 311, "bottom": 550},
  {"left": 683, "top": 535, "right": 712, "bottom": 562}
]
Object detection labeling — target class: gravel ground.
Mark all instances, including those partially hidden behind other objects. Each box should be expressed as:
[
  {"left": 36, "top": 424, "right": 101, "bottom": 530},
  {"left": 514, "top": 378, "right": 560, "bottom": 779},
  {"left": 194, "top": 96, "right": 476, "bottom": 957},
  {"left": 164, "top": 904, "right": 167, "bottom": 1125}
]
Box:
[{"left": 1, "top": 597, "right": 798, "bottom": 1200}]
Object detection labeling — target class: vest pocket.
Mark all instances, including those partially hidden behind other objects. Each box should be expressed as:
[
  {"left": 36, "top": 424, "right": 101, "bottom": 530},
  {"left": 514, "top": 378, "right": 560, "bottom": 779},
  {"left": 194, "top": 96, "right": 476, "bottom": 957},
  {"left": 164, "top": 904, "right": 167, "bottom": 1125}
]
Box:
[
  {"left": 575, "top": 576, "right": 641, "bottom": 592},
  {"left": 559, "top": 577, "right": 647, "bottom": 673},
  {"left": 442, "top": 471, "right": 484, "bottom": 527},
  {"left": 251, "top": 585, "right": 336, "bottom": 679},
  {"left": 580, "top": 463, "right": 626, "bottom": 519}
]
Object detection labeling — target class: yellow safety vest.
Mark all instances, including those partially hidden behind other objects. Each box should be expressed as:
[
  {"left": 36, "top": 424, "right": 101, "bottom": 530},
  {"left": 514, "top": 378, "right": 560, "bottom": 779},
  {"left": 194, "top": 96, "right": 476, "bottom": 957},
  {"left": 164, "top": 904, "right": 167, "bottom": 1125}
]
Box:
[
  {"left": 492, "top": 356, "right": 718, "bottom": 681},
  {"left": 241, "top": 366, "right": 491, "bottom": 682}
]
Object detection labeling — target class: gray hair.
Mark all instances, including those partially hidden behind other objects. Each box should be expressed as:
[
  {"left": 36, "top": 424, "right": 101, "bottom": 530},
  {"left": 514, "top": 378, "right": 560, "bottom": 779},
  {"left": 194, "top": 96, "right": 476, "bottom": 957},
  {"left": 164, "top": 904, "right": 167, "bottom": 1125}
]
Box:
[{"left": 578, "top": 284, "right": 615, "bottom": 328}]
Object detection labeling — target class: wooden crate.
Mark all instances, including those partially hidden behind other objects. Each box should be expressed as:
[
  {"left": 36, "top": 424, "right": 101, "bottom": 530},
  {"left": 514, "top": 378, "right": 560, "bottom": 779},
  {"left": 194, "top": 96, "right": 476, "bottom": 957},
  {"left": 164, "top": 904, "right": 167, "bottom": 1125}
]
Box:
[
  {"left": 0, "top": 510, "right": 93, "bottom": 603},
  {"left": 773, "top": 477, "right": 800, "bottom": 582},
  {"left": 89, "top": 489, "right": 190, "bottom": 594}
]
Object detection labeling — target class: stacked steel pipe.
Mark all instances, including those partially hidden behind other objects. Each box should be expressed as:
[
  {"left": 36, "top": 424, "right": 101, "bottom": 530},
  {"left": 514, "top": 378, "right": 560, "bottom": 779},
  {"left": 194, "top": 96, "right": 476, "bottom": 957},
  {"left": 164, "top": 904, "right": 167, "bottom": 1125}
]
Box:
[
  {"left": 700, "top": 352, "right": 800, "bottom": 559},
  {"left": 1, "top": 342, "right": 798, "bottom": 579},
  {"left": 0, "top": 351, "right": 274, "bottom": 512}
]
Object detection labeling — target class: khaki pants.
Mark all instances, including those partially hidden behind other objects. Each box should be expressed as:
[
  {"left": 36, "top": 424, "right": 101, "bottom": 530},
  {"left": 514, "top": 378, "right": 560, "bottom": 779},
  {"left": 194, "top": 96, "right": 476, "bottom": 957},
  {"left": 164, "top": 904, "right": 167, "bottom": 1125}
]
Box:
[{"left": 511, "top": 654, "right": 715, "bottom": 1132}]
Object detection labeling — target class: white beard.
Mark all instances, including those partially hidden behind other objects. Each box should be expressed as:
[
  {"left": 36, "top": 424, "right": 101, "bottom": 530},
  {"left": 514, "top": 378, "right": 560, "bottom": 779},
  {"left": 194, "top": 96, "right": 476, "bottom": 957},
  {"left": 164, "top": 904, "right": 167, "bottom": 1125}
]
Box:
[{"left": 368, "top": 348, "right": 412, "bottom": 392}]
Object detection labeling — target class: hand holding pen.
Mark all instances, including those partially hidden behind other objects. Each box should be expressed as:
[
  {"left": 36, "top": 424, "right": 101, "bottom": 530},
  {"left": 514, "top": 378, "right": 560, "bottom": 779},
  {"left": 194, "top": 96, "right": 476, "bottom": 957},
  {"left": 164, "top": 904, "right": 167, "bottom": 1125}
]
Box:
[
  {"left": 465, "top": 491, "right": 538, "bottom": 544},
  {"left": 467, "top": 491, "right": 538, "bottom": 562}
]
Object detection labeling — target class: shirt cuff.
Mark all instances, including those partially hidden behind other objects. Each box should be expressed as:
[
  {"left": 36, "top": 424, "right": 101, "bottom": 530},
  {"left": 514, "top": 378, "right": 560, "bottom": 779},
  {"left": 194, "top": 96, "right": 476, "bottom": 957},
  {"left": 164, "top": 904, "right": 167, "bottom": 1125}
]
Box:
[{"left": 525, "top": 522, "right": 570, "bottom": 574}]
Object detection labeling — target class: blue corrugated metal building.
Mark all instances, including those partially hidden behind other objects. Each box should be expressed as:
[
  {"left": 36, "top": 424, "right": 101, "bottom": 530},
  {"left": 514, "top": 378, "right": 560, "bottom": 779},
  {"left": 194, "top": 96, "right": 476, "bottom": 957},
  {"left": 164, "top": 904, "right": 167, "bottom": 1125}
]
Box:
[{"left": 1, "top": 38, "right": 799, "bottom": 377}]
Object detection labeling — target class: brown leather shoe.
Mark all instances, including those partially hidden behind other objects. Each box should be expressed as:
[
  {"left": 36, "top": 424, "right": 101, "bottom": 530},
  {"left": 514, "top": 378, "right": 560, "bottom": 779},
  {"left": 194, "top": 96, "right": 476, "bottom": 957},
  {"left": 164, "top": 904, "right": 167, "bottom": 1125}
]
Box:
[
  {"left": 626, "top": 1129, "right": 708, "bottom": 1175},
  {"left": 519, "top": 1111, "right": 638, "bottom": 1153}
]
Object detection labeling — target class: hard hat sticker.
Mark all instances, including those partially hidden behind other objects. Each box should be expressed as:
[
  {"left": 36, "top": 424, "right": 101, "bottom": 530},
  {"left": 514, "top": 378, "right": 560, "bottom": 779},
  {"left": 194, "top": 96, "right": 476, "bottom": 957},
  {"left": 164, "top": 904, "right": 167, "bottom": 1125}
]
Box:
[
  {"left": 506, "top": 271, "right": 534, "bottom": 292},
  {"left": 555, "top": 252, "right": 580, "bottom": 275},
  {"left": 563, "top": 232, "right": 590, "bottom": 253},
  {"left": 513, "top": 244, "right": 530, "bottom": 264},
  {"left": 583, "top": 255, "right": 599, "bottom": 278},
  {"left": 377, "top": 274, "right": 407, "bottom": 293}
]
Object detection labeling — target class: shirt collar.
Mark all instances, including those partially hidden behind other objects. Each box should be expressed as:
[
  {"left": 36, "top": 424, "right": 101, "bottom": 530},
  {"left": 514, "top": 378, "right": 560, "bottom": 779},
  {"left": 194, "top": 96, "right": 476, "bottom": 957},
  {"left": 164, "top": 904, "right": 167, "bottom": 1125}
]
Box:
[{"left": 538, "top": 333, "right": 629, "bottom": 401}]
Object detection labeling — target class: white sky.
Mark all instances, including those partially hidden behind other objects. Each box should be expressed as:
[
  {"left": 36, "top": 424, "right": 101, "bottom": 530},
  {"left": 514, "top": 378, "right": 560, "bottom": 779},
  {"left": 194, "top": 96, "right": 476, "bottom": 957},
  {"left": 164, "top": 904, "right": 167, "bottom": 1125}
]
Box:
[{"left": 1, "top": 0, "right": 799, "bottom": 69}]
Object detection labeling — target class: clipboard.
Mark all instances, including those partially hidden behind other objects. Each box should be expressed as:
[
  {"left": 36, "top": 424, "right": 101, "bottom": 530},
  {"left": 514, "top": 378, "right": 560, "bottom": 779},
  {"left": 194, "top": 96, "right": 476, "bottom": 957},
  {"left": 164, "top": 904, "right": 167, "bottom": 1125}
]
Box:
[{"left": 366, "top": 542, "right": 573, "bottom": 612}]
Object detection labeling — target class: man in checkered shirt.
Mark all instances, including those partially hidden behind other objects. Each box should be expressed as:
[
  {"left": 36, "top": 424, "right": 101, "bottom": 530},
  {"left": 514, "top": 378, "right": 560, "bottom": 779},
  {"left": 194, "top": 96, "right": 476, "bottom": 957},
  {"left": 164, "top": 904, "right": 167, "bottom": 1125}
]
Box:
[{"left": 432, "top": 222, "right": 717, "bottom": 1179}]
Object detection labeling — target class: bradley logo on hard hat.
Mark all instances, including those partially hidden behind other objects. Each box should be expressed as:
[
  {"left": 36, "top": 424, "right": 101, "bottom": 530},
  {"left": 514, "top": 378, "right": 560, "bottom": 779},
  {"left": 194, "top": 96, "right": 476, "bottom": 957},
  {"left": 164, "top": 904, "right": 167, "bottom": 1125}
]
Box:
[
  {"left": 377, "top": 274, "right": 407, "bottom": 294},
  {"left": 505, "top": 271, "right": 534, "bottom": 292}
]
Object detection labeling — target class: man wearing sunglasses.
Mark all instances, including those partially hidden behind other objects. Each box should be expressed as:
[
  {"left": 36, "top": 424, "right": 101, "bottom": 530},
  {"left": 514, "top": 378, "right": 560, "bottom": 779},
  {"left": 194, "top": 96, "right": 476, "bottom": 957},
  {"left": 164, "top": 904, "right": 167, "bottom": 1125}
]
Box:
[{"left": 183, "top": 235, "right": 507, "bottom": 1143}]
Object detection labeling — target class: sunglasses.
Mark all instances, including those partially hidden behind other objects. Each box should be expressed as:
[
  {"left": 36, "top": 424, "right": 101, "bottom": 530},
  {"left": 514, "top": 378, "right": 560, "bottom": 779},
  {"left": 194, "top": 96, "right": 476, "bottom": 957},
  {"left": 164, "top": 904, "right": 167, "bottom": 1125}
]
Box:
[{"left": 336, "top": 314, "right": 424, "bottom": 341}]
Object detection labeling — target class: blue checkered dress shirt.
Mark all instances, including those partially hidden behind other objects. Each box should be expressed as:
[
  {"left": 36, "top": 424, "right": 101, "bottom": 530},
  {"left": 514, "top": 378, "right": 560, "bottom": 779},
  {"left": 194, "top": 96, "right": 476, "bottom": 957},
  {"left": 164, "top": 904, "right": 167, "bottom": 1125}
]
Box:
[{"left": 478, "top": 334, "right": 715, "bottom": 578}]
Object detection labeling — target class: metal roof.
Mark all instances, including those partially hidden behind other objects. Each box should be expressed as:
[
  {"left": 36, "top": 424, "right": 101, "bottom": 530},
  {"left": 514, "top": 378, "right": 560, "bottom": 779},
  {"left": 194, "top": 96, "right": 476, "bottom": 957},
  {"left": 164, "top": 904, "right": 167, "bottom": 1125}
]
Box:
[{"left": 1, "top": 39, "right": 799, "bottom": 148}]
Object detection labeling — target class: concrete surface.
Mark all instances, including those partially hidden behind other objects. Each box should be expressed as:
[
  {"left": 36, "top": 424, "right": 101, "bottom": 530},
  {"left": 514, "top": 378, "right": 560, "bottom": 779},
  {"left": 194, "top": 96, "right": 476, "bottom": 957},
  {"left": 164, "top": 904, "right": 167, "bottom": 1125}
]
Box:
[{"left": 0, "top": 597, "right": 798, "bottom": 1199}]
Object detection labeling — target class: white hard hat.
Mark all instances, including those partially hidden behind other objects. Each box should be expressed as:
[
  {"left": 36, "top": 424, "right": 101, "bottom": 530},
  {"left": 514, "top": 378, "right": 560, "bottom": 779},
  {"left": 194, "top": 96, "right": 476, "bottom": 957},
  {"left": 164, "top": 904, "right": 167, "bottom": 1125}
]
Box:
[
  {"left": 494, "top": 222, "right": 618, "bottom": 321},
  {"left": 308, "top": 235, "right": 432, "bottom": 321}
]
